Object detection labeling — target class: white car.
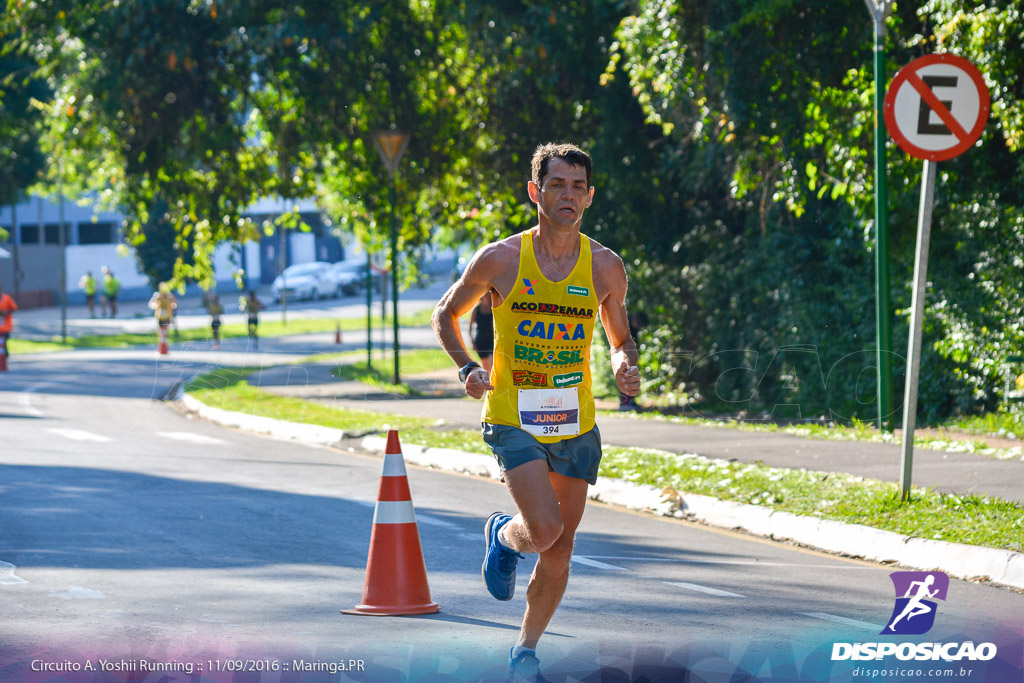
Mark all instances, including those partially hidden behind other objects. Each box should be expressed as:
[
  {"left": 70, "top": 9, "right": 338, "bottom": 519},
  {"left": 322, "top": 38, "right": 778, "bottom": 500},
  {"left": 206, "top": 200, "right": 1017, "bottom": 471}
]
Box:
[
  {"left": 328, "top": 258, "right": 368, "bottom": 297},
  {"left": 271, "top": 262, "right": 335, "bottom": 302}
]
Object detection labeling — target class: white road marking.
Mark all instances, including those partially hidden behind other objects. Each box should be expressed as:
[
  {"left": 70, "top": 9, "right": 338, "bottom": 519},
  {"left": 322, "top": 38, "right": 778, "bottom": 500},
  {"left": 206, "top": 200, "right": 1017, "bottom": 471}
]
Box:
[
  {"left": 157, "top": 431, "right": 225, "bottom": 445},
  {"left": 17, "top": 382, "right": 50, "bottom": 418},
  {"left": 664, "top": 581, "right": 747, "bottom": 598},
  {"left": 51, "top": 586, "right": 106, "bottom": 600},
  {"left": 582, "top": 556, "right": 876, "bottom": 569},
  {"left": 571, "top": 556, "right": 629, "bottom": 571},
  {"left": 799, "top": 612, "right": 884, "bottom": 631},
  {"left": 0, "top": 561, "right": 28, "bottom": 585},
  {"left": 46, "top": 428, "right": 113, "bottom": 443}
]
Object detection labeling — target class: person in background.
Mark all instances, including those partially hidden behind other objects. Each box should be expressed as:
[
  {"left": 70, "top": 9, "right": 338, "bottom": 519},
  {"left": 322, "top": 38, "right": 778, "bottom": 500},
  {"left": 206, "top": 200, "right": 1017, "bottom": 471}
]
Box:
[
  {"left": 241, "top": 290, "right": 264, "bottom": 348},
  {"left": 148, "top": 283, "right": 178, "bottom": 349},
  {"left": 204, "top": 290, "right": 224, "bottom": 350},
  {"left": 0, "top": 283, "right": 19, "bottom": 371},
  {"left": 101, "top": 266, "right": 121, "bottom": 318},
  {"left": 78, "top": 270, "right": 98, "bottom": 318},
  {"left": 468, "top": 291, "right": 495, "bottom": 373}
]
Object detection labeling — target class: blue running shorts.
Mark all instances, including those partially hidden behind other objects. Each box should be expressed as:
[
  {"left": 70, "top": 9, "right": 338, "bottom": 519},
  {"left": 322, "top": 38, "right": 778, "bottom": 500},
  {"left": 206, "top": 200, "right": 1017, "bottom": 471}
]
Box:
[{"left": 481, "top": 423, "right": 602, "bottom": 485}]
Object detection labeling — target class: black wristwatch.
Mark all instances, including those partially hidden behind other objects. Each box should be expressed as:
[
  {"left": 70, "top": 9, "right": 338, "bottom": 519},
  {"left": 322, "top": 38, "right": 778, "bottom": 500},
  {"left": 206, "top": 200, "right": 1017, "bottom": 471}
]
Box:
[{"left": 459, "top": 361, "right": 482, "bottom": 383}]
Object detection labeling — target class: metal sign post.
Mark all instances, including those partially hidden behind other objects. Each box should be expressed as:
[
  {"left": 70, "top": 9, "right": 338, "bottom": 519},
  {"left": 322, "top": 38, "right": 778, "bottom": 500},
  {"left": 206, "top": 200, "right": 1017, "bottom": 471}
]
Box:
[
  {"left": 863, "top": 0, "right": 896, "bottom": 433},
  {"left": 899, "top": 159, "right": 936, "bottom": 501},
  {"left": 372, "top": 129, "right": 411, "bottom": 385},
  {"left": 883, "top": 53, "right": 990, "bottom": 500}
]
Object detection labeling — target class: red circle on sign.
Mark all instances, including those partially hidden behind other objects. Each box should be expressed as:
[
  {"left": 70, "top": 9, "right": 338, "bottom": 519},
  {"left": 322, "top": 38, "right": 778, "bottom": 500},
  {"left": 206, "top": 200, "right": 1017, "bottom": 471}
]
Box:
[{"left": 883, "top": 53, "right": 990, "bottom": 161}]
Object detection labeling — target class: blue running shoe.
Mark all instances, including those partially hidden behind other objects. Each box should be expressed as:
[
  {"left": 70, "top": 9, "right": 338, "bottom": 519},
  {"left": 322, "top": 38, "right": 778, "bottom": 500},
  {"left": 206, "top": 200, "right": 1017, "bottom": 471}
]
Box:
[
  {"left": 507, "top": 647, "right": 550, "bottom": 683},
  {"left": 483, "top": 512, "right": 522, "bottom": 601}
]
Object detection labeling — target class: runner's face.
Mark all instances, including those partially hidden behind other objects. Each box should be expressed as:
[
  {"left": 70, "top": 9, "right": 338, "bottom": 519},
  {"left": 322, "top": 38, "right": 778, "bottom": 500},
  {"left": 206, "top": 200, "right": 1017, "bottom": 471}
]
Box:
[{"left": 532, "top": 158, "right": 593, "bottom": 228}]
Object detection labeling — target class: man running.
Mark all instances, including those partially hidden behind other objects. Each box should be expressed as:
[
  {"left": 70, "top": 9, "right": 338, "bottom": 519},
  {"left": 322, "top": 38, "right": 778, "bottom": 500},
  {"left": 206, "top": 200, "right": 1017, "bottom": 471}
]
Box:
[{"left": 432, "top": 142, "right": 640, "bottom": 682}]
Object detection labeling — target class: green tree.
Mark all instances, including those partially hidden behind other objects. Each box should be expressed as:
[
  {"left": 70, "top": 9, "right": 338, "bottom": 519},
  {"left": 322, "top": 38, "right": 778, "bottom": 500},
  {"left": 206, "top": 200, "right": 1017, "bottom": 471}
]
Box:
[{"left": 0, "top": 33, "right": 49, "bottom": 229}]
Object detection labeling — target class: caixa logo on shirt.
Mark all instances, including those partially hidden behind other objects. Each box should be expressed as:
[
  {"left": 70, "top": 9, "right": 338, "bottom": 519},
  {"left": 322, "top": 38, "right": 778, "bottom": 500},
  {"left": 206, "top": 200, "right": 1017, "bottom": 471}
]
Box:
[{"left": 517, "top": 319, "right": 586, "bottom": 341}]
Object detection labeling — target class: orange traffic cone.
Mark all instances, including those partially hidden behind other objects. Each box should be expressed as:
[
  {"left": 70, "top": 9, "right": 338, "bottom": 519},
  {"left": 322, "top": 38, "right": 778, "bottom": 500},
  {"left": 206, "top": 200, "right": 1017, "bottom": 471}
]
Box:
[
  {"left": 335, "top": 324, "right": 342, "bottom": 345},
  {"left": 341, "top": 430, "right": 439, "bottom": 616},
  {"left": 158, "top": 327, "right": 169, "bottom": 355}
]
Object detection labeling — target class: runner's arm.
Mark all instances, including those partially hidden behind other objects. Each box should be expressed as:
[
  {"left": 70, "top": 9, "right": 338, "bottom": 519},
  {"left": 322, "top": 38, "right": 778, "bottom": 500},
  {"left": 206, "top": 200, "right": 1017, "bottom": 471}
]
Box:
[{"left": 597, "top": 253, "right": 640, "bottom": 397}]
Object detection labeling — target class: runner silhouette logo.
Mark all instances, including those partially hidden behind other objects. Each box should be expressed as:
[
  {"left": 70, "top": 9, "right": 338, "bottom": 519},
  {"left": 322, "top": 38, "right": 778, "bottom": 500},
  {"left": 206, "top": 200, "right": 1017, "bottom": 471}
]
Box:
[{"left": 881, "top": 571, "right": 949, "bottom": 635}]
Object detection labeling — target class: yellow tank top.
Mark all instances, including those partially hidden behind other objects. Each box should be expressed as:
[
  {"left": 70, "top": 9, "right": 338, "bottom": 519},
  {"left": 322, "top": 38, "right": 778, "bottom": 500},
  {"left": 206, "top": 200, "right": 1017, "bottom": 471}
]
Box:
[{"left": 483, "top": 230, "right": 599, "bottom": 443}]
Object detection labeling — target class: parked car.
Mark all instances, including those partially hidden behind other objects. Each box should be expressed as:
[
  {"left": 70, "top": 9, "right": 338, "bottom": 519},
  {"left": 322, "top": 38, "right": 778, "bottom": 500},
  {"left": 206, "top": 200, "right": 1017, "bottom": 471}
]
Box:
[
  {"left": 271, "top": 262, "right": 335, "bottom": 302},
  {"left": 328, "top": 258, "right": 369, "bottom": 297}
]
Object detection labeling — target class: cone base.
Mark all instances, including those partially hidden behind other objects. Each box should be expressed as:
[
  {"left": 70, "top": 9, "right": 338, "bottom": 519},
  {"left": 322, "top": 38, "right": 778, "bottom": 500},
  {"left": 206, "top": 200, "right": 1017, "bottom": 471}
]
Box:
[{"left": 341, "top": 601, "right": 439, "bottom": 617}]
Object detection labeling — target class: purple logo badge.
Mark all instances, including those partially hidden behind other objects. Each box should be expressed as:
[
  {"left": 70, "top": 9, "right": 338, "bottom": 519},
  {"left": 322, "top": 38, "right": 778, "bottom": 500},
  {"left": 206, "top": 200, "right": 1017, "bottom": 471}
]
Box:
[{"left": 881, "top": 571, "right": 949, "bottom": 635}]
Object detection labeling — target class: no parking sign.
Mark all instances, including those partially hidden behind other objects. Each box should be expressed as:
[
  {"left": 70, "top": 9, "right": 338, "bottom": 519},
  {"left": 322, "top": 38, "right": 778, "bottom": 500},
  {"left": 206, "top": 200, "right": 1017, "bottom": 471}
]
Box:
[
  {"left": 883, "top": 53, "right": 990, "bottom": 161},
  {"left": 883, "top": 53, "right": 990, "bottom": 501}
]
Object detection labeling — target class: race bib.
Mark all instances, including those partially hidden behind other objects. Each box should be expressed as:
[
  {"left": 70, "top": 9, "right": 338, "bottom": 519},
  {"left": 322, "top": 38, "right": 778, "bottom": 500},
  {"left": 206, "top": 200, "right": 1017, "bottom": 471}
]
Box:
[{"left": 517, "top": 387, "right": 580, "bottom": 438}]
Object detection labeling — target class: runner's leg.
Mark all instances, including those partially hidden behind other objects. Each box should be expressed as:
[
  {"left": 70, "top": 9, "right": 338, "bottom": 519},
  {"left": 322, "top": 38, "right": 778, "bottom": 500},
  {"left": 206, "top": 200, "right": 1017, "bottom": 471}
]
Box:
[{"left": 502, "top": 464, "right": 589, "bottom": 648}]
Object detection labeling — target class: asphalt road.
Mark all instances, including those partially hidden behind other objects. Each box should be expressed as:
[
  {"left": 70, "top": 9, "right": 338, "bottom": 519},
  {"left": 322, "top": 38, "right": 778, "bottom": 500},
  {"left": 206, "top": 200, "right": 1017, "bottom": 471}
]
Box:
[{"left": 1, "top": 347, "right": 1022, "bottom": 681}]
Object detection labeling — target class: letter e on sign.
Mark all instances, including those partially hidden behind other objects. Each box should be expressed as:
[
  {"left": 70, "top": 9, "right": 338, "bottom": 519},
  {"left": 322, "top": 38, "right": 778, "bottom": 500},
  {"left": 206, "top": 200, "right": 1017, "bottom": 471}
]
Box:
[{"left": 884, "top": 53, "right": 989, "bottom": 161}]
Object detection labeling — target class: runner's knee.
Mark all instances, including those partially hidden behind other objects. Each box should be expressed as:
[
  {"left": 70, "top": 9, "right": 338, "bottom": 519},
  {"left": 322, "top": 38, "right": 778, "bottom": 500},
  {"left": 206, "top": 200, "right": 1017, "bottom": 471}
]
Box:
[{"left": 524, "top": 516, "right": 564, "bottom": 553}]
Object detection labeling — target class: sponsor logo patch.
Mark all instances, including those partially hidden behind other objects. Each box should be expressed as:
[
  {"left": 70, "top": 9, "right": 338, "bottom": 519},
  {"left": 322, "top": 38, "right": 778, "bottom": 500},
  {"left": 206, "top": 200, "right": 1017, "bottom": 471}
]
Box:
[
  {"left": 509, "top": 301, "right": 595, "bottom": 319},
  {"left": 513, "top": 371, "right": 548, "bottom": 387},
  {"left": 515, "top": 345, "right": 585, "bottom": 367},
  {"left": 567, "top": 285, "right": 589, "bottom": 297},
  {"left": 553, "top": 372, "right": 584, "bottom": 388}
]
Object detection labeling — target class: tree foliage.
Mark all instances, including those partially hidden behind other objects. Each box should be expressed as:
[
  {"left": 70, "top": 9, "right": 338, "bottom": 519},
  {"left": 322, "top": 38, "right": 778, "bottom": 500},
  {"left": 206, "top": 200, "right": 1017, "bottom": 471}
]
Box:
[{"left": 4, "top": 0, "right": 1022, "bottom": 421}]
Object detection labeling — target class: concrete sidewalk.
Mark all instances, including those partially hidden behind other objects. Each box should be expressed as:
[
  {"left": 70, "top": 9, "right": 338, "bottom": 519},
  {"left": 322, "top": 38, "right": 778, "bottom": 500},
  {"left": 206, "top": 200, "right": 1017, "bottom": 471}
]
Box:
[{"left": 251, "top": 361, "right": 1024, "bottom": 505}]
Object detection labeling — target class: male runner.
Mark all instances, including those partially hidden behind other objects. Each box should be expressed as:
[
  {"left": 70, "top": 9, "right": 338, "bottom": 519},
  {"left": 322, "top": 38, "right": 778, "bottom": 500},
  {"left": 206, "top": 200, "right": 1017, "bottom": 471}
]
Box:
[{"left": 432, "top": 142, "right": 640, "bottom": 682}]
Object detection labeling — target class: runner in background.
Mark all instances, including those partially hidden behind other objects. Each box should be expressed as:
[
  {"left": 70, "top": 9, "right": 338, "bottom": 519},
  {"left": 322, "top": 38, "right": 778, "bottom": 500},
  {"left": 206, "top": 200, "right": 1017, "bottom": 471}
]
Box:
[
  {"left": 203, "top": 290, "right": 224, "bottom": 350},
  {"left": 78, "top": 270, "right": 98, "bottom": 318},
  {"left": 241, "top": 290, "right": 264, "bottom": 348},
  {"left": 0, "top": 283, "right": 19, "bottom": 371},
  {"left": 101, "top": 266, "right": 121, "bottom": 318},
  {"left": 148, "top": 283, "right": 178, "bottom": 351},
  {"left": 468, "top": 291, "right": 494, "bottom": 373}
]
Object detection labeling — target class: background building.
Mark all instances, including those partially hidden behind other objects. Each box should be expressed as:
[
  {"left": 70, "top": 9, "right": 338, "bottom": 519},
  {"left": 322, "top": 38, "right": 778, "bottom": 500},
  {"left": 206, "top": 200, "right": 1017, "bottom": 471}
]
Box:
[{"left": 0, "top": 195, "right": 348, "bottom": 308}]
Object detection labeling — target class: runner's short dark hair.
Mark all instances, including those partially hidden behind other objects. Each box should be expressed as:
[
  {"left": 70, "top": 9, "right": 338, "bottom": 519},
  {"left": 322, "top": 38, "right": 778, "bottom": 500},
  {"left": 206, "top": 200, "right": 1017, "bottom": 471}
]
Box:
[{"left": 531, "top": 142, "right": 592, "bottom": 188}]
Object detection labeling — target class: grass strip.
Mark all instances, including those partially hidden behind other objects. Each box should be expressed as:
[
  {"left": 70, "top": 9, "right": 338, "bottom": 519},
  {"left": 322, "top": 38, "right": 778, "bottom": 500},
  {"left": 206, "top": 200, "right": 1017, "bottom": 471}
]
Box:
[
  {"left": 184, "top": 366, "right": 1024, "bottom": 554},
  {"left": 598, "top": 447, "right": 1023, "bottom": 554},
  {"left": 185, "top": 366, "right": 436, "bottom": 433},
  {"left": 331, "top": 348, "right": 455, "bottom": 396}
]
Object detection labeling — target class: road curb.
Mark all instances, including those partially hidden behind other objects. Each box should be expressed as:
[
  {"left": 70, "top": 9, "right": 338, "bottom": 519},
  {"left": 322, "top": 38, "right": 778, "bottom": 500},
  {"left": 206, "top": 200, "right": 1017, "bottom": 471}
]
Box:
[{"left": 178, "top": 393, "right": 1024, "bottom": 592}]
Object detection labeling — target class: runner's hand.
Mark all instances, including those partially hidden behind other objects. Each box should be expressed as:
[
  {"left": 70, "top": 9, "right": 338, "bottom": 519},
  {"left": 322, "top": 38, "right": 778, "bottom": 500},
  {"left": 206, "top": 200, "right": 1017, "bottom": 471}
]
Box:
[
  {"left": 616, "top": 362, "right": 641, "bottom": 396},
  {"left": 465, "top": 368, "right": 493, "bottom": 399}
]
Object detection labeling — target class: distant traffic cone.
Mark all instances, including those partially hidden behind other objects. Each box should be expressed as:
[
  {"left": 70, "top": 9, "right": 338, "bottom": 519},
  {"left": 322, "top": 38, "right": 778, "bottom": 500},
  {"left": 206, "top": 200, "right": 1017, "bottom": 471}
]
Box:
[
  {"left": 341, "top": 430, "right": 440, "bottom": 616},
  {"left": 158, "top": 328, "right": 169, "bottom": 355},
  {"left": 335, "top": 324, "right": 342, "bottom": 345}
]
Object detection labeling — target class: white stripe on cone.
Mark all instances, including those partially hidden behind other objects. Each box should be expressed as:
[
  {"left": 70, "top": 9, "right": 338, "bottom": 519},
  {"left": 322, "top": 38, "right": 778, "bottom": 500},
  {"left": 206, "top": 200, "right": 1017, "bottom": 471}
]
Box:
[
  {"left": 382, "top": 452, "right": 408, "bottom": 476},
  {"left": 372, "top": 500, "right": 418, "bottom": 525}
]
